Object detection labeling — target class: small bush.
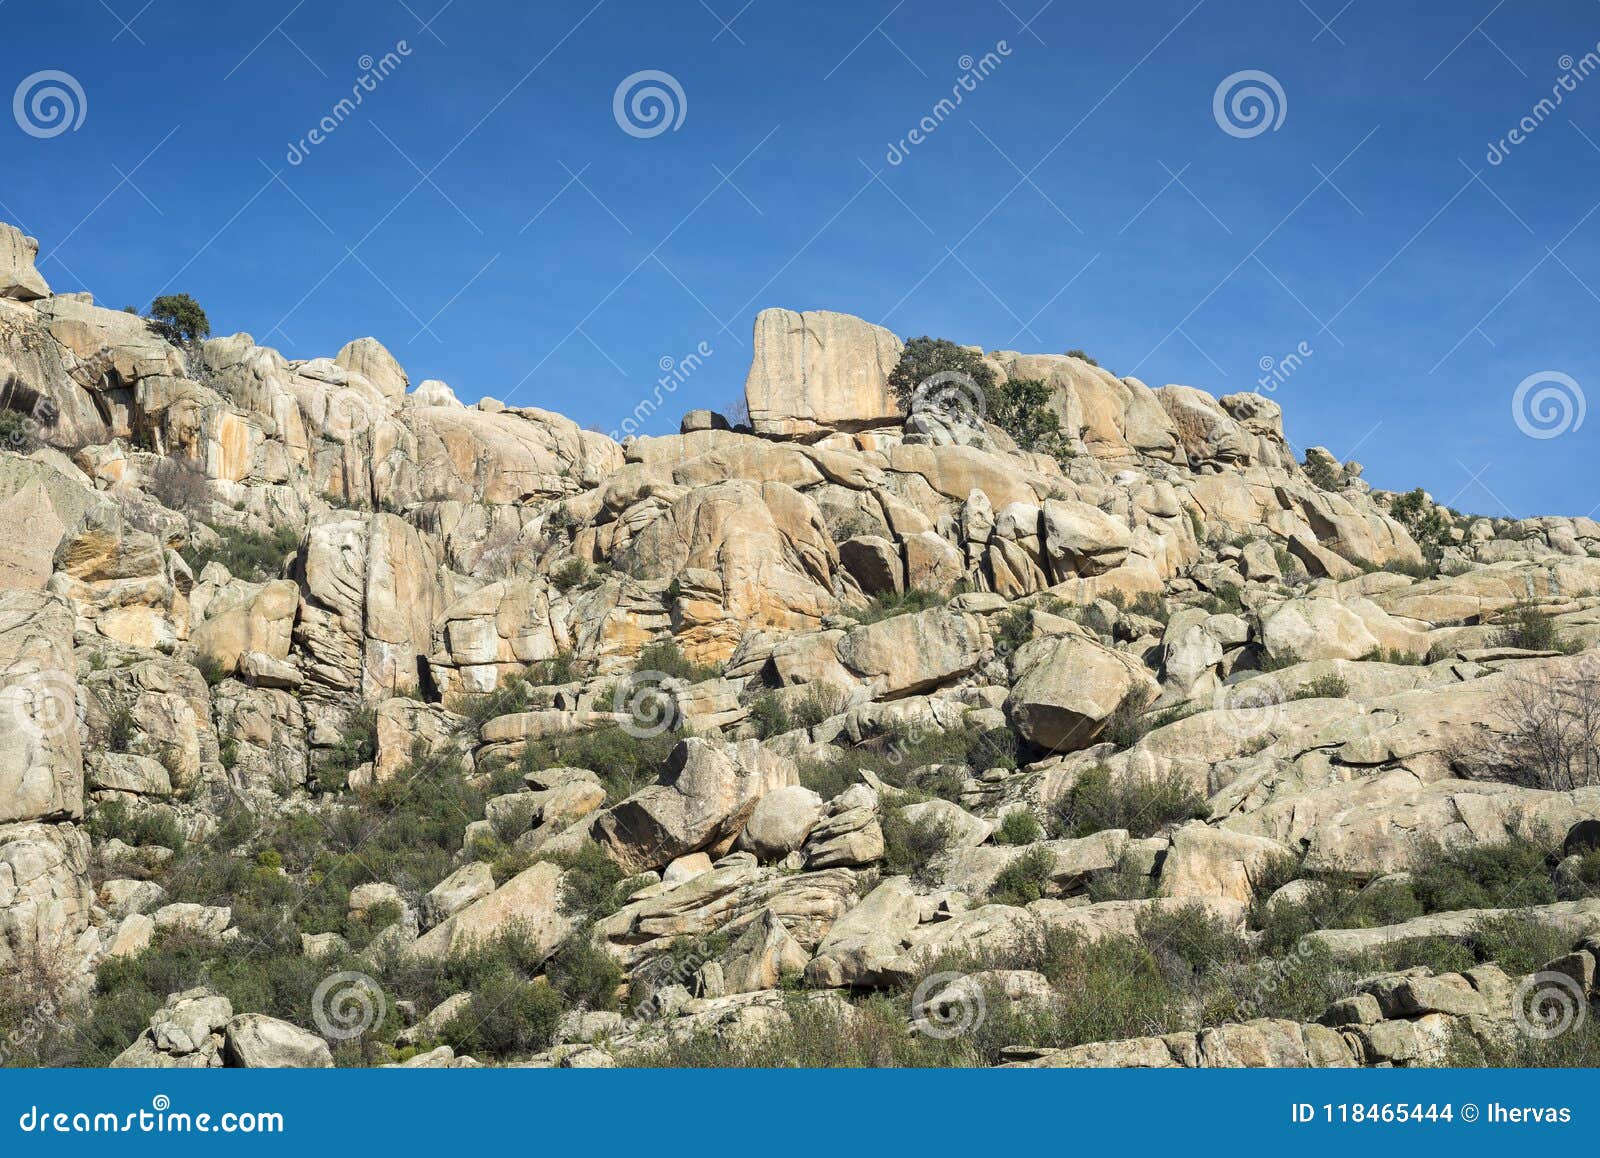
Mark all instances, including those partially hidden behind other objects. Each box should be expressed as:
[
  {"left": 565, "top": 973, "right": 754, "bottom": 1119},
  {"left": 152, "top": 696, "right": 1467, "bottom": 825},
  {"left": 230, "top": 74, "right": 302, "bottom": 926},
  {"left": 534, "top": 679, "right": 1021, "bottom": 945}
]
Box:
[
  {"left": 443, "top": 967, "right": 566, "bottom": 1058},
  {"left": 748, "top": 691, "right": 791, "bottom": 740},
  {"left": 181, "top": 524, "right": 298, "bottom": 583},
  {"left": 87, "top": 797, "right": 186, "bottom": 854},
  {"left": 1048, "top": 764, "right": 1207, "bottom": 840},
  {"left": 1492, "top": 605, "right": 1573, "bottom": 653},
  {"left": 315, "top": 708, "right": 377, "bottom": 792},
  {"left": 549, "top": 558, "right": 592, "bottom": 593},
  {"left": 546, "top": 936, "right": 624, "bottom": 1011},
  {"left": 518, "top": 724, "right": 678, "bottom": 802},
  {"left": 1302, "top": 453, "right": 1342, "bottom": 492},
  {"left": 881, "top": 810, "right": 955, "bottom": 885},
  {"left": 1295, "top": 673, "right": 1349, "bottom": 700},
  {"left": 994, "top": 809, "right": 1044, "bottom": 846},
  {"left": 1470, "top": 912, "right": 1572, "bottom": 976},
  {"left": 990, "top": 846, "right": 1056, "bottom": 906},
  {"left": 549, "top": 842, "right": 635, "bottom": 921},
  {"left": 636, "top": 638, "right": 720, "bottom": 683},
  {"left": 853, "top": 588, "right": 947, "bottom": 624},
  {"left": 1410, "top": 837, "right": 1556, "bottom": 913}
]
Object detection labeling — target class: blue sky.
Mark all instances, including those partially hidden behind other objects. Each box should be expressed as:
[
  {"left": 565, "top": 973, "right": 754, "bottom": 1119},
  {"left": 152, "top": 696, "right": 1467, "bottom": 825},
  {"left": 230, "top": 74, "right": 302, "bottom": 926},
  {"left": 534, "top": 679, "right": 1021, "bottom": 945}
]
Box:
[{"left": 3, "top": 0, "right": 1597, "bottom": 516}]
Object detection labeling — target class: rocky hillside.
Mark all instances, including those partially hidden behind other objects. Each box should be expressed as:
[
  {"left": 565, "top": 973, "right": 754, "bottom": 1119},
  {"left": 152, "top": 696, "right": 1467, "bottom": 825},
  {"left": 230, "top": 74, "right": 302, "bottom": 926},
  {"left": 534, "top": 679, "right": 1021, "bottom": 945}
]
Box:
[{"left": 2, "top": 220, "right": 1599, "bottom": 1069}]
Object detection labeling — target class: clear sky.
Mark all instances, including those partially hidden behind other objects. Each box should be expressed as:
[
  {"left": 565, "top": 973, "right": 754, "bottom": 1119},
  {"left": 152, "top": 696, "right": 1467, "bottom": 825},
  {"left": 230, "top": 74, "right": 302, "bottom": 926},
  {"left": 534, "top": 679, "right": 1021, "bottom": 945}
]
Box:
[{"left": 3, "top": 0, "right": 1597, "bottom": 517}]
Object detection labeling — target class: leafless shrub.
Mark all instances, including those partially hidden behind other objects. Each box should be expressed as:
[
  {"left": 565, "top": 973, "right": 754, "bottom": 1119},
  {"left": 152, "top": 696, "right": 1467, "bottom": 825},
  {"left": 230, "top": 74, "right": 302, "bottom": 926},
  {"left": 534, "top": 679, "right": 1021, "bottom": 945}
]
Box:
[
  {"left": 1467, "top": 662, "right": 1600, "bottom": 790},
  {"left": 145, "top": 457, "right": 213, "bottom": 516}
]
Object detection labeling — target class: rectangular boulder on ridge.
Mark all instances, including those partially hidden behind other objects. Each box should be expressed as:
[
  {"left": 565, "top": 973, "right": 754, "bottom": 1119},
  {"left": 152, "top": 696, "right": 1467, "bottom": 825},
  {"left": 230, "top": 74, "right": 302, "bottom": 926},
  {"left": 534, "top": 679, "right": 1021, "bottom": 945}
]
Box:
[{"left": 743, "top": 308, "right": 904, "bottom": 438}]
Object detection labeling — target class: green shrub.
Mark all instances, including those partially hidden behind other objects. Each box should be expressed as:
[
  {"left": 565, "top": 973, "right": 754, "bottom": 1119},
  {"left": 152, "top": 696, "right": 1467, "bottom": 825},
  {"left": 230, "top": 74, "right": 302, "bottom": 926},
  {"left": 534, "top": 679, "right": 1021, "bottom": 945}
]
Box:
[
  {"left": 0, "top": 407, "right": 37, "bottom": 452},
  {"left": 525, "top": 652, "right": 580, "bottom": 686},
  {"left": 990, "top": 846, "right": 1056, "bottom": 906},
  {"left": 1410, "top": 837, "right": 1556, "bottom": 912},
  {"left": 881, "top": 810, "right": 955, "bottom": 885},
  {"left": 315, "top": 708, "right": 377, "bottom": 792},
  {"left": 448, "top": 678, "right": 531, "bottom": 737},
  {"left": 549, "top": 558, "right": 591, "bottom": 592},
  {"left": 1063, "top": 348, "right": 1098, "bottom": 366},
  {"left": 1295, "top": 673, "right": 1349, "bottom": 700},
  {"left": 548, "top": 842, "right": 639, "bottom": 921},
  {"left": 443, "top": 966, "right": 566, "bottom": 1058},
  {"left": 194, "top": 652, "right": 228, "bottom": 688},
  {"left": 748, "top": 691, "right": 791, "bottom": 740},
  {"left": 853, "top": 588, "right": 947, "bottom": 624},
  {"left": 546, "top": 936, "right": 624, "bottom": 1011},
  {"left": 518, "top": 724, "right": 677, "bottom": 802},
  {"left": 994, "top": 809, "right": 1044, "bottom": 846},
  {"left": 181, "top": 524, "right": 299, "bottom": 583},
  {"left": 987, "top": 377, "right": 1070, "bottom": 459},
  {"left": 1136, "top": 903, "right": 1251, "bottom": 979},
  {"left": 635, "top": 638, "right": 720, "bottom": 683},
  {"left": 1470, "top": 912, "right": 1572, "bottom": 976},
  {"left": 107, "top": 704, "right": 137, "bottom": 753},
  {"left": 1492, "top": 605, "right": 1574, "bottom": 653},
  {"left": 1102, "top": 697, "right": 1195, "bottom": 751},
  {"left": 1302, "top": 453, "right": 1341, "bottom": 491},
  {"left": 87, "top": 796, "right": 186, "bottom": 854},
  {"left": 1048, "top": 764, "right": 1207, "bottom": 840}
]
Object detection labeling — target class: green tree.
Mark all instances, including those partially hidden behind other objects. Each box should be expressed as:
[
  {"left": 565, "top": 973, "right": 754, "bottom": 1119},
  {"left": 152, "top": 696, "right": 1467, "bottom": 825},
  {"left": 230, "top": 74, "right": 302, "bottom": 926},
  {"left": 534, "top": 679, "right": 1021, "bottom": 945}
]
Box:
[
  {"left": 147, "top": 294, "right": 211, "bottom": 345},
  {"left": 888, "top": 336, "right": 997, "bottom": 408}
]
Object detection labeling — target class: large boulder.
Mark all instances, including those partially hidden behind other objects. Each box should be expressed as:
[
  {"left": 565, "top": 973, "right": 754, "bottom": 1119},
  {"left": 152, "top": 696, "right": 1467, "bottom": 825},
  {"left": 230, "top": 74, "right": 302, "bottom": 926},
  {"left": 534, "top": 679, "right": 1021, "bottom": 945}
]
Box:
[
  {"left": 1005, "top": 632, "right": 1159, "bottom": 752},
  {"left": 0, "top": 224, "right": 49, "bottom": 301},
  {"left": 743, "top": 308, "right": 904, "bottom": 438},
  {"left": 408, "top": 860, "right": 573, "bottom": 963},
  {"left": 597, "top": 738, "right": 799, "bottom": 872},
  {"left": 737, "top": 785, "right": 825, "bottom": 860},
  {"left": 334, "top": 337, "right": 408, "bottom": 401},
  {"left": 836, "top": 606, "right": 983, "bottom": 699},
  {"left": 223, "top": 1014, "right": 334, "bottom": 1068},
  {"left": 0, "top": 591, "right": 83, "bottom": 824}
]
